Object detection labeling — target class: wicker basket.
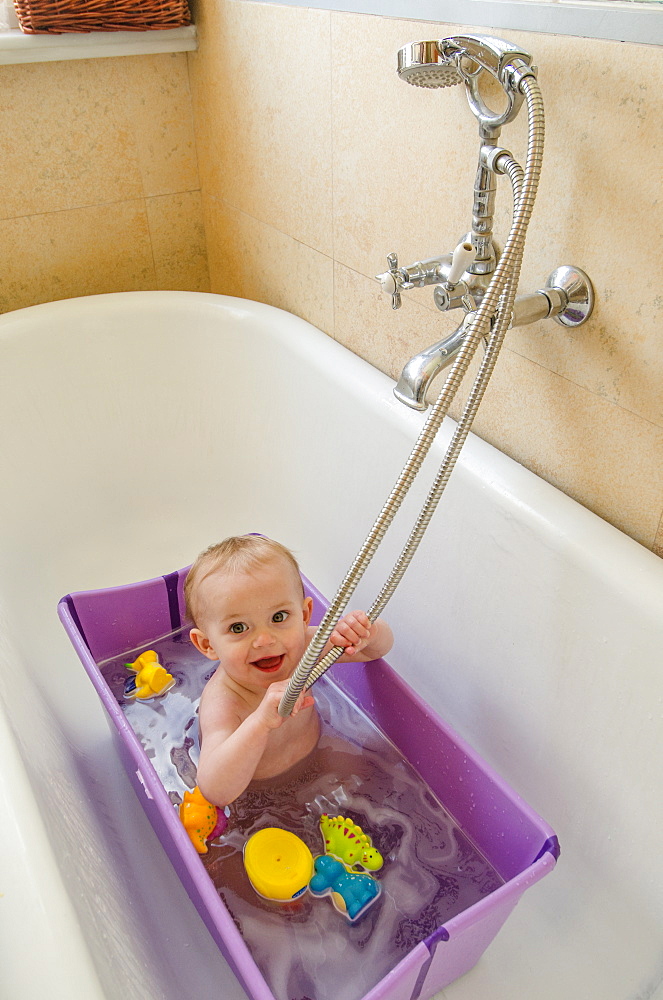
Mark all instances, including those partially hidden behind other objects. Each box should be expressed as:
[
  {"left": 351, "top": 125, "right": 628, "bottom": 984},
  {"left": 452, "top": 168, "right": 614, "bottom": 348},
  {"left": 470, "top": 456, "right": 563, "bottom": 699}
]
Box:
[{"left": 13, "top": 0, "right": 191, "bottom": 34}]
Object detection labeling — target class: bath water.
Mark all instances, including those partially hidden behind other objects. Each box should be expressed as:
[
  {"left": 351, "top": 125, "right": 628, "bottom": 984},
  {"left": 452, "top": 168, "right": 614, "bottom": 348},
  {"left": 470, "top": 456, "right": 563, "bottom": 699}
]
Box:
[{"left": 101, "top": 628, "right": 504, "bottom": 1000}]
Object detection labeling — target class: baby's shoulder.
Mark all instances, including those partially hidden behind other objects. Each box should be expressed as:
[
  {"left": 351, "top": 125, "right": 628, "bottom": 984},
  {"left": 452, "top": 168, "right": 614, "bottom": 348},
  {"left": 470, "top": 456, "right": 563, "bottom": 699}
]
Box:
[
  {"left": 198, "top": 670, "right": 250, "bottom": 746},
  {"left": 200, "top": 667, "right": 242, "bottom": 720}
]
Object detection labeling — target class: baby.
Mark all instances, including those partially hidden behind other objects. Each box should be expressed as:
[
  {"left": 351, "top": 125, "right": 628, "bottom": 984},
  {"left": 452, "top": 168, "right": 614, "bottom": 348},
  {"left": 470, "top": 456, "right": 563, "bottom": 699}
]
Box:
[{"left": 185, "top": 535, "right": 393, "bottom": 808}]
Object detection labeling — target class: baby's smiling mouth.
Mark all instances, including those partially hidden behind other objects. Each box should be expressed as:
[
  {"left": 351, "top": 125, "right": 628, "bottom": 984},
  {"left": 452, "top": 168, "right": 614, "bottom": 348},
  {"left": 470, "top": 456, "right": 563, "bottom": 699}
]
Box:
[{"left": 251, "top": 654, "right": 285, "bottom": 672}]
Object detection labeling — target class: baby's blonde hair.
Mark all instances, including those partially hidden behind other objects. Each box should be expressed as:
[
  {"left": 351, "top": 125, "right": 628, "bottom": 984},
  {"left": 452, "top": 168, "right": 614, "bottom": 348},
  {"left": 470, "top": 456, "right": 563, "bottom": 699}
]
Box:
[{"left": 184, "top": 535, "right": 303, "bottom": 627}]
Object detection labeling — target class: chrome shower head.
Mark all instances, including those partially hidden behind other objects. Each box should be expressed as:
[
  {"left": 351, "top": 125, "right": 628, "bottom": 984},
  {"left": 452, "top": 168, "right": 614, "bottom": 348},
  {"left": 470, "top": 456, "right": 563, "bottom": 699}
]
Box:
[
  {"left": 397, "top": 35, "right": 535, "bottom": 131},
  {"left": 397, "top": 40, "right": 463, "bottom": 89}
]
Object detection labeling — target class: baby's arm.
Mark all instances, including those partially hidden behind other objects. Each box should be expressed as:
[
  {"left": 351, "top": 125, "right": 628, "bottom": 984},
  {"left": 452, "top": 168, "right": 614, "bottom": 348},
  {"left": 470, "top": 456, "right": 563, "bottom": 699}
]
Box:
[
  {"left": 308, "top": 611, "right": 393, "bottom": 662},
  {"left": 196, "top": 680, "right": 313, "bottom": 807}
]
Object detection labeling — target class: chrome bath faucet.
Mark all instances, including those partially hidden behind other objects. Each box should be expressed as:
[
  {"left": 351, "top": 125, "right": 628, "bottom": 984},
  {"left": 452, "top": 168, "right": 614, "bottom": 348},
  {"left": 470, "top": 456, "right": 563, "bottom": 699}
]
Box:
[{"left": 376, "top": 35, "right": 595, "bottom": 410}]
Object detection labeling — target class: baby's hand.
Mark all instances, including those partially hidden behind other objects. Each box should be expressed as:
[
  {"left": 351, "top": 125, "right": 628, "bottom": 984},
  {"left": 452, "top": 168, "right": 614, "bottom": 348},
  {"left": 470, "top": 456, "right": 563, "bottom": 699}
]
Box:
[
  {"left": 330, "top": 610, "right": 374, "bottom": 657},
  {"left": 255, "top": 678, "right": 315, "bottom": 730}
]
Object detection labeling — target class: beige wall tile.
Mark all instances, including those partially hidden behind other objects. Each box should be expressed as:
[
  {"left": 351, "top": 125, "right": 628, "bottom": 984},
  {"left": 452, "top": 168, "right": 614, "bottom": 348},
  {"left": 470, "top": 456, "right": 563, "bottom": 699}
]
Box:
[
  {"left": 0, "top": 59, "right": 144, "bottom": 218},
  {"left": 494, "top": 30, "right": 663, "bottom": 431},
  {"left": 333, "top": 262, "right": 446, "bottom": 382},
  {"left": 331, "top": 14, "right": 479, "bottom": 277},
  {"left": 109, "top": 53, "right": 201, "bottom": 198},
  {"left": 146, "top": 191, "right": 210, "bottom": 291},
  {"left": 189, "top": 0, "right": 333, "bottom": 256},
  {"left": 0, "top": 55, "right": 200, "bottom": 219},
  {"left": 0, "top": 52, "right": 208, "bottom": 313},
  {"left": 447, "top": 346, "right": 663, "bottom": 548},
  {"left": 0, "top": 201, "right": 156, "bottom": 312},
  {"left": 203, "top": 195, "right": 334, "bottom": 333}
]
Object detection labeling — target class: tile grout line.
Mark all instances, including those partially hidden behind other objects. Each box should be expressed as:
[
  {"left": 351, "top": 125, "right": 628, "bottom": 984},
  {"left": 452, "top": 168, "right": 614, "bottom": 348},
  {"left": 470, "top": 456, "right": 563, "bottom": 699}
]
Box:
[{"left": 0, "top": 190, "right": 203, "bottom": 225}]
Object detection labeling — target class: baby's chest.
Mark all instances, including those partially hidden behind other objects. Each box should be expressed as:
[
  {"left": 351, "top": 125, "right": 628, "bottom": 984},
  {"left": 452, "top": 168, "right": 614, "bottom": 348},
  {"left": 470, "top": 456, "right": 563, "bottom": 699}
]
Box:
[
  {"left": 256, "top": 708, "right": 320, "bottom": 777},
  {"left": 268, "top": 708, "right": 314, "bottom": 750}
]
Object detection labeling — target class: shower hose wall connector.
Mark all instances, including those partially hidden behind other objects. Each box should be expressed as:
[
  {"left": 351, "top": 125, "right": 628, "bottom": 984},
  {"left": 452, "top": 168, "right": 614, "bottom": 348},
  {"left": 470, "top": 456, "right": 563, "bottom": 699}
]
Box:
[{"left": 278, "top": 34, "right": 594, "bottom": 717}]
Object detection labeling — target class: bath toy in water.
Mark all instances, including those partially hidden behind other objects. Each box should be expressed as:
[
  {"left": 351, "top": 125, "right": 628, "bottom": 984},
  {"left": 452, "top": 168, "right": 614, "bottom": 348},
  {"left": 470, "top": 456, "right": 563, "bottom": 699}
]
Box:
[
  {"left": 243, "top": 819, "right": 383, "bottom": 921},
  {"left": 309, "top": 854, "right": 381, "bottom": 921},
  {"left": 319, "top": 814, "right": 383, "bottom": 871},
  {"left": 179, "top": 785, "right": 228, "bottom": 854},
  {"left": 244, "top": 828, "right": 314, "bottom": 901},
  {"left": 124, "top": 650, "right": 175, "bottom": 700}
]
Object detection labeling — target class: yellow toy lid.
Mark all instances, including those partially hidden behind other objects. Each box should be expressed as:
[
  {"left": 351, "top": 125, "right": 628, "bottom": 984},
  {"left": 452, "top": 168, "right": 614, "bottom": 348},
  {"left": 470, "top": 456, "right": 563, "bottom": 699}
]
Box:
[{"left": 244, "top": 828, "right": 314, "bottom": 902}]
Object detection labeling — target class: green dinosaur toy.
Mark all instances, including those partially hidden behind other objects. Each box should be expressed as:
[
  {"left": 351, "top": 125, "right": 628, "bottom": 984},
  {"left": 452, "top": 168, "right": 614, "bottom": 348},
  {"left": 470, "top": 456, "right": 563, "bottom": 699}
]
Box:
[{"left": 319, "top": 814, "right": 383, "bottom": 871}]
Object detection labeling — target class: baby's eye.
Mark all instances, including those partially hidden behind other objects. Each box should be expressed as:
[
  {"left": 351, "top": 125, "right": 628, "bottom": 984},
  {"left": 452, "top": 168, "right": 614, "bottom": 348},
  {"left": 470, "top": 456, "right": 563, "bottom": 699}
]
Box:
[
  {"left": 272, "top": 610, "right": 289, "bottom": 623},
  {"left": 229, "top": 622, "right": 248, "bottom": 634}
]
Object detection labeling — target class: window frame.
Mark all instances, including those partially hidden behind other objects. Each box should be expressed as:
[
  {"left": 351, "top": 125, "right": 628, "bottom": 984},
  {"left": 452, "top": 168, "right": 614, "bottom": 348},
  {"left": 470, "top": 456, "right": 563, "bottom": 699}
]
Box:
[{"left": 244, "top": 0, "right": 663, "bottom": 46}]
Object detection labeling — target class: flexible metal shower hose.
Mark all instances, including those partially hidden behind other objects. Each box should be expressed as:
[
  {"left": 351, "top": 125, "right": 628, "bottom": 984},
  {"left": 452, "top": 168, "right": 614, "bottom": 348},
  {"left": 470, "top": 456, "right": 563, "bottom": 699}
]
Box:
[{"left": 279, "top": 74, "right": 544, "bottom": 716}]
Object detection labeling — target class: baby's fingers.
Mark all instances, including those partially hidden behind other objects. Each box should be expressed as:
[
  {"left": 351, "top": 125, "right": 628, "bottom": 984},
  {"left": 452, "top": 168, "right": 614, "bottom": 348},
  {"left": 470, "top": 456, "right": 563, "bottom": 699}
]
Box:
[
  {"left": 332, "top": 612, "right": 371, "bottom": 649},
  {"left": 290, "top": 691, "right": 315, "bottom": 716}
]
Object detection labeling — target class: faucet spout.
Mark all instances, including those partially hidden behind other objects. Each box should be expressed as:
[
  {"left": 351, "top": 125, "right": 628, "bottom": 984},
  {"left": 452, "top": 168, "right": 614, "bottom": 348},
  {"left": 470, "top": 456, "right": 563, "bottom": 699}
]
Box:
[
  {"left": 393, "top": 266, "right": 595, "bottom": 411},
  {"left": 393, "top": 315, "right": 471, "bottom": 410}
]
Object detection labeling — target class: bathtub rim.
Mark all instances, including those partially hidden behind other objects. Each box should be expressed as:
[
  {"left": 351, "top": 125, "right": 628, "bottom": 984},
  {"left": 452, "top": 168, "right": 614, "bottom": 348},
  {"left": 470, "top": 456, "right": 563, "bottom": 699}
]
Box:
[{"left": 2, "top": 288, "right": 660, "bottom": 598}]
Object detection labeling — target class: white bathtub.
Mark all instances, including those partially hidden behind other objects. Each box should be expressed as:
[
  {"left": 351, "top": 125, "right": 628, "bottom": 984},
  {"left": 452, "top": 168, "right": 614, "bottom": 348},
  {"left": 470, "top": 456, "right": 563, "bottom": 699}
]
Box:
[{"left": 0, "top": 291, "right": 661, "bottom": 1000}]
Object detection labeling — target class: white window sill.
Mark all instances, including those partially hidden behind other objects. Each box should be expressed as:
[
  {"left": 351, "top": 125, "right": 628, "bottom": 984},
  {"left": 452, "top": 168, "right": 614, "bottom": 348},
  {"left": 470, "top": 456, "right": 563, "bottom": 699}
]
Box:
[
  {"left": 0, "top": 24, "right": 196, "bottom": 64},
  {"left": 248, "top": 0, "right": 663, "bottom": 45}
]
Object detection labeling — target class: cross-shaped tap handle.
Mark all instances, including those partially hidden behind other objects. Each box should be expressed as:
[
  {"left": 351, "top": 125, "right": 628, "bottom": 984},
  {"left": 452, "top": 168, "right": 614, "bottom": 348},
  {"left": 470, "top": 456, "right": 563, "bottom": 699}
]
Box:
[{"left": 381, "top": 252, "right": 402, "bottom": 309}]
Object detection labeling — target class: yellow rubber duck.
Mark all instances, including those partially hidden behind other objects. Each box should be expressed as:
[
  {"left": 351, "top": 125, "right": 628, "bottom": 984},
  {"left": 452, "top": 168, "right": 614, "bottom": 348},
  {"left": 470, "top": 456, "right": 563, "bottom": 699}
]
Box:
[{"left": 124, "top": 650, "right": 175, "bottom": 700}]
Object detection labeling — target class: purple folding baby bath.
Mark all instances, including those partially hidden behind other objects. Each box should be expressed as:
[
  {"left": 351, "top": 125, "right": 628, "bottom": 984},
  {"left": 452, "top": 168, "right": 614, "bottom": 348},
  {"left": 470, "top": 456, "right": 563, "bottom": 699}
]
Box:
[{"left": 58, "top": 564, "right": 558, "bottom": 1000}]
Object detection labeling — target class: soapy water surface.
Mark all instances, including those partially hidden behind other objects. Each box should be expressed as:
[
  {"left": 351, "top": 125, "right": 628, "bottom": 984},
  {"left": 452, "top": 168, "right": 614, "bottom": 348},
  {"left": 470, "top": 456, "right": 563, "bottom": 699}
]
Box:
[{"left": 101, "top": 628, "right": 503, "bottom": 1000}]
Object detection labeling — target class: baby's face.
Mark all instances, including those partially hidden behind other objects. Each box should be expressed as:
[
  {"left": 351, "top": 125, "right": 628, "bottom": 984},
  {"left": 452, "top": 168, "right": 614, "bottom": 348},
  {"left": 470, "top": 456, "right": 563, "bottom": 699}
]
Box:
[{"left": 192, "top": 556, "right": 312, "bottom": 691}]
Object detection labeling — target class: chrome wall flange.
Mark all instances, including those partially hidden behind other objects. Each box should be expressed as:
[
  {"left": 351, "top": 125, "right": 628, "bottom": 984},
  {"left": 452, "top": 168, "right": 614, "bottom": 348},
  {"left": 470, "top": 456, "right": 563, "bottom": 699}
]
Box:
[{"left": 545, "top": 265, "right": 595, "bottom": 328}]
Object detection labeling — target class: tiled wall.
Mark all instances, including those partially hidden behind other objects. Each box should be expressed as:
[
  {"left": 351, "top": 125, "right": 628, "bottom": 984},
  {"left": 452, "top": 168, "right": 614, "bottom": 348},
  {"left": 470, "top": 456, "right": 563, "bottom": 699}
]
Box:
[
  {"left": 0, "top": 52, "right": 209, "bottom": 311},
  {"left": 187, "top": 0, "right": 663, "bottom": 557}
]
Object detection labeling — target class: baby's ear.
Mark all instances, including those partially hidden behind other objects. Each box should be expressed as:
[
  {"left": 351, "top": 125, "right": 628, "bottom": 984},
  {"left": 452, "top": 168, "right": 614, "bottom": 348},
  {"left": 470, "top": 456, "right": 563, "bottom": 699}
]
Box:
[
  {"left": 190, "top": 627, "right": 218, "bottom": 660},
  {"left": 302, "top": 596, "right": 313, "bottom": 625}
]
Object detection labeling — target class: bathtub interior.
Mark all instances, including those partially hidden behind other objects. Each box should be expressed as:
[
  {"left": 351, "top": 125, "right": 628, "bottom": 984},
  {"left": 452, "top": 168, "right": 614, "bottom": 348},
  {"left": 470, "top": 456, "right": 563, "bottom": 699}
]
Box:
[{"left": 0, "top": 291, "right": 662, "bottom": 1000}]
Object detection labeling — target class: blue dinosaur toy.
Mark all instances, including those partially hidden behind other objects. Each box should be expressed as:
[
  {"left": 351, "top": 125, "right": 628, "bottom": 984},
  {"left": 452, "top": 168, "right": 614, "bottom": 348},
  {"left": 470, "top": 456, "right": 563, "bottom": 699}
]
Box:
[{"left": 309, "top": 854, "right": 380, "bottom": 921}]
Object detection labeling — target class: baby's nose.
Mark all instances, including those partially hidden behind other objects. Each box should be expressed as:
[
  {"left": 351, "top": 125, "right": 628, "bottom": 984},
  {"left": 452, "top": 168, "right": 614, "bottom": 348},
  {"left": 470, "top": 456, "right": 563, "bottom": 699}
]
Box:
[{"left": 253, "top": 629, "right": 275, "bottom": 648}]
